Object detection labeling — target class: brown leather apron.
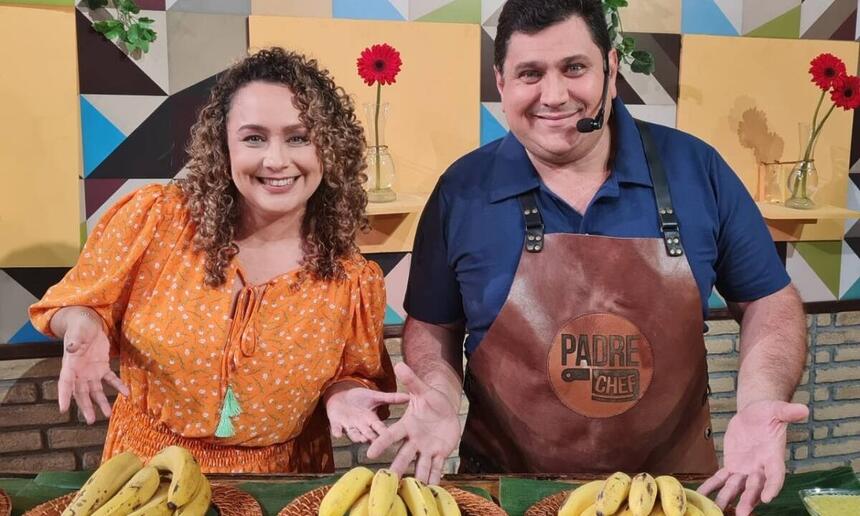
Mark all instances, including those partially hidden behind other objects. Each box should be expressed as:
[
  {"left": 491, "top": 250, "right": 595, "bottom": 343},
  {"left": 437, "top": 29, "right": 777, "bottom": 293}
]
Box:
[{"left": 458, "top": 120, "right": 718, "bottom": 474}]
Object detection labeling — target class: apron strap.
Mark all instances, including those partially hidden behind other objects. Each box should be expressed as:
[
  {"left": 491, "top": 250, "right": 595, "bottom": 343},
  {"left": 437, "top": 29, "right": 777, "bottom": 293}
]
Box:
[
  {"left": 635, "top": 119, "right": 684, "bottom": 258},
  {"left": 517, "top": 191, "right": 545, "bottom": 253}
]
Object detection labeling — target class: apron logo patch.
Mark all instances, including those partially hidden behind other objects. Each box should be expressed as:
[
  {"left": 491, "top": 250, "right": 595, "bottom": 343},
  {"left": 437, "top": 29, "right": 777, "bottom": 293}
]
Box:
[{"left": 548, "top": 313, "right": 653, "bottom": 418}]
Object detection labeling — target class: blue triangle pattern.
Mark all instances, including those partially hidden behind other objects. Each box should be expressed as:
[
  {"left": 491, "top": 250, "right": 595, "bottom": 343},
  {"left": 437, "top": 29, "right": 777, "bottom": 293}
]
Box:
[
  {"left": 708, "top": 288, "right": 727, "bottom": 310},
  {"left": 333, "top": 0, "right": 405, "bottom": 20},
  {"left": 841, "top": 276, "right": 860, "bottom": 300},
  {"left": 10, "top": 321, "right": 53, "bottom": 344},
  {"left": 80, "top": 97, "right": 126, "bottom": 177},
  {"left": 480, "top": 105, "right": 507, "bottom": 146},
  {"left": 384, "top": 304, "right": 404, "bottom": 325},
  {"left": 681, "top": 0, "right": 739, "bottom": 36}
]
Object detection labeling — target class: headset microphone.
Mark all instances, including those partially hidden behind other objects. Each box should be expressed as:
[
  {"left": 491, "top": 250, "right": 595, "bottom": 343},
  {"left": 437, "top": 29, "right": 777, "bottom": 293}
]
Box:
[{"left": 576, "top": 52, "right": 610, "bottom": 133}]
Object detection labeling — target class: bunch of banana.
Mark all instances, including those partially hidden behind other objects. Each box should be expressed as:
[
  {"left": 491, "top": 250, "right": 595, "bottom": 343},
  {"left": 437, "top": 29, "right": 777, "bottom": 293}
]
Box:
[
  {"left": 318, "top": 467, "right": 462, "bottom": 516},
  {"left": 60, "top": 445, "right": 211, "bottom": 516},
  {"left": 557, "top": 472, "right": 723, "bottom": 516}
]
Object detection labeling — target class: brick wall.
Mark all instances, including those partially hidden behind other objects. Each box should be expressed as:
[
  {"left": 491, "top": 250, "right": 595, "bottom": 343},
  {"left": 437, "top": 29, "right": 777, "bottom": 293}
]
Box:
[{"left": 3, "top": 313, "right": 860, "bottom": 474}]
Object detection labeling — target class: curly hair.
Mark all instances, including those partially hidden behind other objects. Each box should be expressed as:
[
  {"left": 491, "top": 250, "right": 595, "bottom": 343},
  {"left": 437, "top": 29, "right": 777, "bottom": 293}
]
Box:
[{"left": 176, "top": 47, "right": 369, "bottom": 287}]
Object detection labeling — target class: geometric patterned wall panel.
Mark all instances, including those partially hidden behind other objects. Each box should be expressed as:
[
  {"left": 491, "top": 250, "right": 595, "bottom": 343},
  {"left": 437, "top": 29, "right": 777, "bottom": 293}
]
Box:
[
  {"left": 800, "top": 0, "right": 858, "bottom": 40},
  {"left": 787, "top": 241, "right": 842, "bottom": 302},
  {"left": 76, "top": 8, "right": 168, "bottom": 95},
  {"left": 167, "top": 0, "right": 250, "bottom": 15},
  {"left": 743, "top": 0, "right": 801, "bottom": 38},
  {"left": 617, "top": 33, "right": 680, "bottom": 127},
  {"left": 329, "top": 1, "right": 480, "bottom": 23},
  {"left": 333, "top": 0, "right": 408, "bottom": 20},
  {"left": 411, "top": 0, "right": 481, "bottom": 23},
  {"left": 0, "top": 268, "right": 70, "bottom": 344},
  {"left": 366, "top": 253, "right": 411, "bottom": 325},
  {"left": 167, "top": 12, "right": 247, "bottom": 94},
  {"left": 681, "top": 0, "right": 742, "bottom": 36}
]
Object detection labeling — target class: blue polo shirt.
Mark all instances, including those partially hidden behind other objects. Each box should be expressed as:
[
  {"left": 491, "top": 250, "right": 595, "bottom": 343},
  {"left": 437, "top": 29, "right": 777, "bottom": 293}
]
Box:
[{"left": 404, "top": 98, "right": 790, "bottom": 355}]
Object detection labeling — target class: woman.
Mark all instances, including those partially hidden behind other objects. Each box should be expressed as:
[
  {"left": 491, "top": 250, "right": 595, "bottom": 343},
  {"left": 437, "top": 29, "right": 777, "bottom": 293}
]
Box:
[{"left": 29, "top": 47, "right": 406, "bottom": 473}]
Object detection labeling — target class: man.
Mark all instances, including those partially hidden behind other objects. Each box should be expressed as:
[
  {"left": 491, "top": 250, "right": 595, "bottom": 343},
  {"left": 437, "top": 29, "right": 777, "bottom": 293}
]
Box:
[{"left": 366, "top": 1, "right": 808, "bottom": 514}]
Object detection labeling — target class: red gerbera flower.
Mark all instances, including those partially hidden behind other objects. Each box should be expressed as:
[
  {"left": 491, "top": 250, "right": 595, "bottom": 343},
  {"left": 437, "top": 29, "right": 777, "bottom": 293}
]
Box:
[
  {"left": 357, "top": 43, "right": 402, "bottom": 86},
  {"left": 809, "top": 53, "right": 847, "bottom": 90},
  {"left": 831, "top": 74, "right": 860, "bottom": 111}
]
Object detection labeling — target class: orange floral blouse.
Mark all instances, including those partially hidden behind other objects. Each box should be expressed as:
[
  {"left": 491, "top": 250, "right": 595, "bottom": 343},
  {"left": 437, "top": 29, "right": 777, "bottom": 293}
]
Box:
[{"left": 30, "top": 184, "right": 394, "bottom": 462}]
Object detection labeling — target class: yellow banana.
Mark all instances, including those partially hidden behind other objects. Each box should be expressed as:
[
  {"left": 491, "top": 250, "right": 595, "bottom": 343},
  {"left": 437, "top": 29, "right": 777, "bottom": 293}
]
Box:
[
  {"left": 419, "top": 483, "right": 441, "bottom": 516},
  {"left": 174, "top": 476, "right": 211, "bottom": 516},
  {"left": 91, "top": 466, "right": 160, "bottom": 516},
  {"left": 580, "top": 504, "right": 597, "bottom": 516},
  {"left": 684, "top": 504, "right": 704, "bottom": 516},
  {"left": 369, "top": 469, "right": 399, "bottom": 516},
  {"left": 128, "top": 483, "right": 171, "bottom": 516},
  {"left": 628, "top": 473, "right": 658, "bottom": 516},
  {"left": 558, "top": 480, "right": 604, "bottom": 516},
  {"left": 428, "top": 485, "right": 461, "bottom": 516},
  {"left": 398, "top": 477, "right": 433, "bottom": 516},
  {"left": 683, "top": 489, "right": 722, "bottom": 516},
  {"left": 388, "top": 496, "right": 407, "bottom": 516},
  {"left": 62, "top": 451, "right": 143, "bottom": 516},
  {"left": 655, "top": 476, "right": 686, "bottom": 516},
  {"left": 349, "top": 493, "right": 370, "bottom": 516},
  {"left": 146, "top": 446, "right": 202, "bottom": 510},
  {"left": 617, "top": 503, "right": 633, "bottom": 516},
  {"left": 319, "top": 466, "right": 375, "bottom": 516},
  {"left": 596, "top": 472, "right": 631, "bottom": 516}
]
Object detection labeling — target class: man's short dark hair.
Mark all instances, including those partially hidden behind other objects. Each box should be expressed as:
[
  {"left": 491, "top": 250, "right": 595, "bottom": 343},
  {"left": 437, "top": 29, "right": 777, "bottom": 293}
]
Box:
[{"left": 494, "top": 0, "right": 611, "bottom": 72}]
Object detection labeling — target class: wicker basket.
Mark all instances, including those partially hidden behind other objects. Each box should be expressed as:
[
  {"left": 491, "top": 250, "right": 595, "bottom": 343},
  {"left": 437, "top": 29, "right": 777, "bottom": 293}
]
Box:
[
  {"left": 23, "top": 483, "right": 262, "bottom": 516},
  {"left": 278, "top": 484, "right": 508, "bottom": 516},
  {"left": 0, "top": 488, "right": 11, "bottom": 516}
]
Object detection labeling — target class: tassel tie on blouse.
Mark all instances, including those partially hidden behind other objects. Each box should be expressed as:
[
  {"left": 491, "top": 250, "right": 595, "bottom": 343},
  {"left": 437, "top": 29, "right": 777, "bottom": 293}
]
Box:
[{"left": 216, "top": 283, "right": 267, "bottom": 438}]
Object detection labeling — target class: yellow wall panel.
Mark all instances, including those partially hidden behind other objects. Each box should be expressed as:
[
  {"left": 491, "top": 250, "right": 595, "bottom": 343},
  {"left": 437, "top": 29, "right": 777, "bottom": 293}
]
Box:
[
  {"left": 249, "top": 16, "right": 480, "bottom": 252},
  {"left": 0, "top": 5, "right": 80, "bottom": 267},
  {"left": 251, "top": 0, "right": 331, "bottom": 17},
  {"left": 677, "top": 35, "right": 859, "bottom": 241}
]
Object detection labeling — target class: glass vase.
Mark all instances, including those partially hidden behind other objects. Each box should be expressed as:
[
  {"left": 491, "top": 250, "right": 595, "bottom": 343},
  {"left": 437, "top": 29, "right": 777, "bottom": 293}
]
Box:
[
  {"left": 785, "top": 160, "right": 818, "bottom": 209},
  {"left": 364, "top": 102, "right": 397, "bottom": 203},
  {"left": 757, "top": 162, "right": 784, "bottom": 204},
  {"left": 785, "top": 123, "right": 819, "bottom": 209}
]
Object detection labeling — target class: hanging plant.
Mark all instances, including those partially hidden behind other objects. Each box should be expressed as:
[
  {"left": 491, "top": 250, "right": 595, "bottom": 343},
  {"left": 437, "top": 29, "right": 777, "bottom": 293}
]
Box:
[
  {"left": 83, "top": 0, "right": 157, "bottom": 55},
  {"left": 603, "top": 0, "right": 655, "bottom": 75}
]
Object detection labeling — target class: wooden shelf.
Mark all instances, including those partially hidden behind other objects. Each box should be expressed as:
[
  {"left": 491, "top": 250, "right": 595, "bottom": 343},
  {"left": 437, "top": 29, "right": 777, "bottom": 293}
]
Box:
[
  {"left": 756, "top": 202, "right": 860, "bottom": 221},
  {"left": 365, "top": 192, "right": 428, "bottom": 216}
]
